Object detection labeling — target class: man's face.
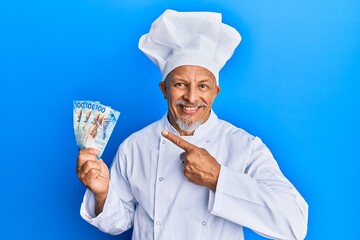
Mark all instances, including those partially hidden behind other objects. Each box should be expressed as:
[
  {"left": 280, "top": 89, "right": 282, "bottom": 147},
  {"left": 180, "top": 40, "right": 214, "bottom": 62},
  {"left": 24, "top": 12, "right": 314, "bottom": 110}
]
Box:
[{"left": 159, "top": 65, "right": 220, "bottom": 136}]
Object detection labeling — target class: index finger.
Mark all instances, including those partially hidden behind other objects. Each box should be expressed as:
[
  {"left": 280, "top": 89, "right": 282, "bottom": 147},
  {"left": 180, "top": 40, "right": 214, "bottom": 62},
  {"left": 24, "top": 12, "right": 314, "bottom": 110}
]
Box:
[
  {"left": 77, "top": 148, "right": 100, "bottom": 168},
  {"left": 79, "top": 147, "right": 100, "bottom": 156},
  {"left": 161, "top": 130, "right": 196, "bottom": 151}
]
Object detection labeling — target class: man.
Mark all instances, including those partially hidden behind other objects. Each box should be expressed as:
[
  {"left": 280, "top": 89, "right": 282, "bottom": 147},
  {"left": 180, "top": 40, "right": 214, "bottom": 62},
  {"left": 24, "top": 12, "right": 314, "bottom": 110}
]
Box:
[{"left": 77, "top": 9, "right": 308, "bottom": 239}]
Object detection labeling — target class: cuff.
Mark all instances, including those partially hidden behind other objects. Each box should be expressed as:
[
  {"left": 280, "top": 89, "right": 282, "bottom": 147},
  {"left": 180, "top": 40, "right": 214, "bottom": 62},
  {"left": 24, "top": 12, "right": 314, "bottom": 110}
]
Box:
[{"left": 79, "top": 182, "right": 118, "bottom": 226}]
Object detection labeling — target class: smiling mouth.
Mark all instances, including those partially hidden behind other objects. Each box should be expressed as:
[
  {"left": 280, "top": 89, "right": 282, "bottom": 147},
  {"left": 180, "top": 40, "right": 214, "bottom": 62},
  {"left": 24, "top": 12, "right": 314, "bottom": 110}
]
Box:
[
  {"left": 180, "top": 105, "right": 204, "bottom": 114},
  {"left": 182, "top": 106, "right": 199, "bottom": 111},
  {"left": 175, "top": 100, "right": 207, "bottom": 114}
]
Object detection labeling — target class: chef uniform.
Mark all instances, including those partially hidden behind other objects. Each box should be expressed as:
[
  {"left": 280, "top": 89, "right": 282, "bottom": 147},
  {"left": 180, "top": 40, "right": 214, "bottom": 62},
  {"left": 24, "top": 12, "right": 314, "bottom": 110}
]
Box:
[{"left": 80, "top": 9, "right": 308, "bottom": 240}]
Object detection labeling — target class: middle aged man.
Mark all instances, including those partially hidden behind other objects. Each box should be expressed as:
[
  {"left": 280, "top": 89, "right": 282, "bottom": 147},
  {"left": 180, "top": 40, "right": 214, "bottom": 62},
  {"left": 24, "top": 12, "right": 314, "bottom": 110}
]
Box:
[{"left": 77, "top": 9, "right": 308, "bottom": 240}]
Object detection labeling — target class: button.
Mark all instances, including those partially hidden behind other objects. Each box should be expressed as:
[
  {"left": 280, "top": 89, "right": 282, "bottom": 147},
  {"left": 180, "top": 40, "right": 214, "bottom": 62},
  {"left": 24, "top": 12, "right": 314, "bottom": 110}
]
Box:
[
  {"left": 156, "top": 221, "right": 161, "bottom": 225},
  {"left": 159, "top": 177, "right": 164, "bottom": 181},
  {"left": 162, "top": 140, "right": 166, "bottom": 144},
  {"left": 202, "top": 221, "right": 207, "bottom": 226},
  {"left": 206, "top": 139, "right": 210, "bottom": 143}
]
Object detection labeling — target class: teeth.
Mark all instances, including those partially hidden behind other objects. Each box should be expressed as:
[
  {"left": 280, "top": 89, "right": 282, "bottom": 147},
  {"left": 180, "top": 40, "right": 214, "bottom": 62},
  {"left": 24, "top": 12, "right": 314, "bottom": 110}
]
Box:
[{"left": 183, "top": 106, "right": 198, "bottom": 111}]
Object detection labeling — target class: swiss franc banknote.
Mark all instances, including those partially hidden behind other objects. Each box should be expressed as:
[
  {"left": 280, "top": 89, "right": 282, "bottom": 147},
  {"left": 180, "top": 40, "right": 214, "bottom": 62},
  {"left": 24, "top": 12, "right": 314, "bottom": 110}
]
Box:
[
  {"left": 73, "top": 100, "right": 120, "bottom": 157},
  {"left": 73, "top": 100, "right": 99, "bottom": 148},
  {"left": 73, "top": 100, "right": 84, "bottom": 147}
]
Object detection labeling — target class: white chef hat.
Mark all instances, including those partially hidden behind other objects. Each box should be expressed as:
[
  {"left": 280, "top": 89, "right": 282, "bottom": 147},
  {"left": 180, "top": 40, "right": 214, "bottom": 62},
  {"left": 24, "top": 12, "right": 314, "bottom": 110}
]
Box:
[{"left": 138, "top": 9, "right": 241, "bottom": 84}]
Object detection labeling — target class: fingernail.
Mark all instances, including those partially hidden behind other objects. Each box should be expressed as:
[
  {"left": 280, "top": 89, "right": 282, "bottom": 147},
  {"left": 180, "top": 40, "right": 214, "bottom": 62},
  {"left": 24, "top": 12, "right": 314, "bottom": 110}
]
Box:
[{"left": 162, "top": 130, "right": 169, "bottom": 136}]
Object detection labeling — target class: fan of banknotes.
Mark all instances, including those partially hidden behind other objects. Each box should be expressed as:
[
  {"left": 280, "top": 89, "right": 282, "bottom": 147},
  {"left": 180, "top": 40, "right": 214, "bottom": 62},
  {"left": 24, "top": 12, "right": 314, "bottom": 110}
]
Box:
[{"left": 73, "top": 100, "right": 120, "bottom": 157}]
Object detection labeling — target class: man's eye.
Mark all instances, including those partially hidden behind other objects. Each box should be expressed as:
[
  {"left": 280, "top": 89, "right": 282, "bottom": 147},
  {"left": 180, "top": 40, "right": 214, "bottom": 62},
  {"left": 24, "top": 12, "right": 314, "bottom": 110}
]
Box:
[
  {"left": 174, "top": 82, "right": 185, "bottom": 87},
  {"left": 199, "top": 84, "right": 209, "bottom": 89}
]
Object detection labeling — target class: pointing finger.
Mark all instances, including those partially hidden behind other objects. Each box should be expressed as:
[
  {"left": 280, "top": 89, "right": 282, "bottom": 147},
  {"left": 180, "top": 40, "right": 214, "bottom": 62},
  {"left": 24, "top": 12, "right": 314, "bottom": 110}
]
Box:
[{"left": 161, "top": 130, "right": 196, "bottom": 152}]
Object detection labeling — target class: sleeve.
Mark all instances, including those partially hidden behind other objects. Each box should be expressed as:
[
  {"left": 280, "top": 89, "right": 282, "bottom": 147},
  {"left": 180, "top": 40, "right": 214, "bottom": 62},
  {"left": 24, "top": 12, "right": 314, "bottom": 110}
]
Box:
[
  {"left": 208, "top": 137, "right": 308, "bottom": 240},
  {"left": 80, "top": 145, "right": 137, "bottom": 235}
]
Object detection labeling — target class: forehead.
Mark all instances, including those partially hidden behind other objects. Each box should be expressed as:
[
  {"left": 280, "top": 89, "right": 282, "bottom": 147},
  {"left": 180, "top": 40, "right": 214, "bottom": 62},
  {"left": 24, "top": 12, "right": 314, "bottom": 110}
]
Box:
[{"left": 167, "top": 65, "right": 216, "bottom": 83}]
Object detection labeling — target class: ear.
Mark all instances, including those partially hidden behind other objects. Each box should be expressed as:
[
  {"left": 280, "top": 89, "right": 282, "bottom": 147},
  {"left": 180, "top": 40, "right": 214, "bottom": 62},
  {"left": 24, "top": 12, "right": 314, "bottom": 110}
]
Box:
[
  {"left": 159, "top": 81, "right": 167, "bottom": 98},
  {"left": 215, "top": 85, "right": 221, "bottom": 97}
]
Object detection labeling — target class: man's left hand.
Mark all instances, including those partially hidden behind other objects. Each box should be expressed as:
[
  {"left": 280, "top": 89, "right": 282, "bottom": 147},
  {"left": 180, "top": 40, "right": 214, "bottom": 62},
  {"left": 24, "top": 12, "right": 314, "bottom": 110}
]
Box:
[{"left": 161, "top": 130, "right": 220, "bottom": 192}]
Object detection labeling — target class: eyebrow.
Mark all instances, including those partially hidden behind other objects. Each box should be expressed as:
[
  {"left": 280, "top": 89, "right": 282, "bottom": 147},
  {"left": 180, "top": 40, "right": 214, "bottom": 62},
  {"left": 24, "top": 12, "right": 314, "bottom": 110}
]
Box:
[{"left": 198, "top": 79, "right": 213, "bottom": 83}]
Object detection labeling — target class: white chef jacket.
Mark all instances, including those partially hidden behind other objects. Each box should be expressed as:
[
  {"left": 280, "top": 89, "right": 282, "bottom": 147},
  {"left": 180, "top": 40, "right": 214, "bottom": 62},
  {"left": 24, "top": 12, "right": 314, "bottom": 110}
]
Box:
[{"left": 80, "top": 111, "right": 308, "bottom": 240}]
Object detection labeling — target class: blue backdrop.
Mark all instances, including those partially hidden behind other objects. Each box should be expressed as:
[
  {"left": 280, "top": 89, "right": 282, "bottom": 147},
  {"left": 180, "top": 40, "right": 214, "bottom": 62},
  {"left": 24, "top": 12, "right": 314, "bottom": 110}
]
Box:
[{"left": 1, "top": 0, "right": 359, "bottom": 239}]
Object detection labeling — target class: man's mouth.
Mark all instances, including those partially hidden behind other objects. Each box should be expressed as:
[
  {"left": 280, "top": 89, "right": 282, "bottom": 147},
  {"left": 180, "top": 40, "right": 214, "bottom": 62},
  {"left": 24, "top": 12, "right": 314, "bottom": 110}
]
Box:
[
  {"left": 181, "top": 105, "right": 199, "bottom": 113},
  {"left": 175, "top": 100, "right": 207, "bottom": 114}
]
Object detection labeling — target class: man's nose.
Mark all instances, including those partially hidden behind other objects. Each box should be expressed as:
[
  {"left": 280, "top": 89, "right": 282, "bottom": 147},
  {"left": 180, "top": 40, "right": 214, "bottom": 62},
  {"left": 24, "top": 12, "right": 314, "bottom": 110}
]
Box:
[{"left": 183, "top": 86, "right": 198, "bottom": 103}]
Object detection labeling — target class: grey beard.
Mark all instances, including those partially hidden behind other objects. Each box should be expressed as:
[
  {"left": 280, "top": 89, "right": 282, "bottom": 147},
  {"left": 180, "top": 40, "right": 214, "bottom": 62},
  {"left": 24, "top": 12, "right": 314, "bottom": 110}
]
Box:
[
  {"left": 173, "top": 99, "right": 206, "bottom": 133},
  {"left": 175, "top": 118, "right": 202, "bottom": 133}
]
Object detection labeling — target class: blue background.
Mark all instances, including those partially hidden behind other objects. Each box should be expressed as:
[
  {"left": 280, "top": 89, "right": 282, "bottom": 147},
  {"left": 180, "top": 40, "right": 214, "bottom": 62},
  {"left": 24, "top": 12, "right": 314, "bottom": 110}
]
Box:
[{"left": 1, "top": 0, "right": 359, "bottom": 239}]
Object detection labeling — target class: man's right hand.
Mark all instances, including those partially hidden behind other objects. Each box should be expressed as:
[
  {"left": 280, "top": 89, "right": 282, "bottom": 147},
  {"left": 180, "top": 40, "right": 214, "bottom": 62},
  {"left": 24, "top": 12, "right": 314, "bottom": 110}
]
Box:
[{"left": 76, "top": 148, "right": 110, "bottom": 208}]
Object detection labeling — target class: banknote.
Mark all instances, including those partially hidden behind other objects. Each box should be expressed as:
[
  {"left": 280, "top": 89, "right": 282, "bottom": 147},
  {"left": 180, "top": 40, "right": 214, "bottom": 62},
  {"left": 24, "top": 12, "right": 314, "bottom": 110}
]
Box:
[
  {"left": 77, "top": 101, "right": 99, "bottom": 148},
  {"left": 73, "top": 100, "right": 84, "bottom": 147},
  {"left": 77, "top": 102, "right": 120, "bottom": 157}
]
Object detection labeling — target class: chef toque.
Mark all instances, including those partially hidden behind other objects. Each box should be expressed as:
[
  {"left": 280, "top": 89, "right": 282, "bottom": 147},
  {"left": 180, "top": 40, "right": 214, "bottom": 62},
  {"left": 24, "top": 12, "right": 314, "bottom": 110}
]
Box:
[{"left": 138, "top": 9, "right": 241, "bottom": 84}]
